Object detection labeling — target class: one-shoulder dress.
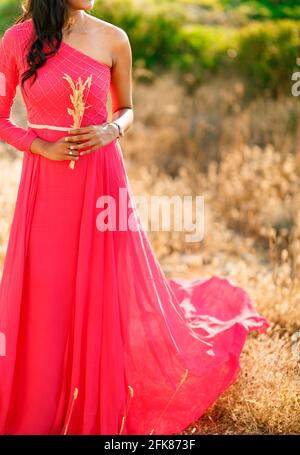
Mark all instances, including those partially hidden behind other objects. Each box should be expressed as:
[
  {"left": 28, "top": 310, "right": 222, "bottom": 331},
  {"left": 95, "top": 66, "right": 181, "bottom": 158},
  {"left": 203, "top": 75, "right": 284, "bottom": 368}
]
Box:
[{"left": 0, "top": 19, "right": 269, "bottom": 435}]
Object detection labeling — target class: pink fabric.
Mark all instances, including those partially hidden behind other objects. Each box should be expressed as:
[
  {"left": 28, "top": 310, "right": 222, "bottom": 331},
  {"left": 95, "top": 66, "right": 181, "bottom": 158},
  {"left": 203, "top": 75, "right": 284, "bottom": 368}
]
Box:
[
  {"left": 0, "top": 19, "right": 269, "bottom": 435},
  {"left": 0, "top": 25, "right": 38, "bottom": 153}
]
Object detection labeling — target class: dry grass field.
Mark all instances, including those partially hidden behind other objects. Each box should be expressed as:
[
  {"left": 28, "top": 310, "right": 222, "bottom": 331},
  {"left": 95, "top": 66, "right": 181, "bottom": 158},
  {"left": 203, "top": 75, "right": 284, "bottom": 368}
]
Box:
[{"left": 1, "top": 72, "right": 300, "bottom": 434}]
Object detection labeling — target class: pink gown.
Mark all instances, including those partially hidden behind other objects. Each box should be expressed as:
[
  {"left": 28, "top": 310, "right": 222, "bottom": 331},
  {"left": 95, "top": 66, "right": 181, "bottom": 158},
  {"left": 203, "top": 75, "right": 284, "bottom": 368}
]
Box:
[{"left": 0, "top": 19, "right": 269, "bottom": 435}]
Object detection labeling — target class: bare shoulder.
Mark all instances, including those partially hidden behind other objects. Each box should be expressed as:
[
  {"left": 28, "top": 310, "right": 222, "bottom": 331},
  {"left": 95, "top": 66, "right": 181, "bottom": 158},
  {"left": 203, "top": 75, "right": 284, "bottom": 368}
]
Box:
[{"left": 87, "top": 15, "right": 130, "bottom": 44}]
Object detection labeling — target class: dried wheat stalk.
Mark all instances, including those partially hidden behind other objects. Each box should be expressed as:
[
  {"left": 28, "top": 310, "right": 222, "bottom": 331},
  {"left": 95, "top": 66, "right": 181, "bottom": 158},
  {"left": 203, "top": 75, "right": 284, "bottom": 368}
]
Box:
[{"left": 63, "top": 74, "right": 93, "bottom": 169}]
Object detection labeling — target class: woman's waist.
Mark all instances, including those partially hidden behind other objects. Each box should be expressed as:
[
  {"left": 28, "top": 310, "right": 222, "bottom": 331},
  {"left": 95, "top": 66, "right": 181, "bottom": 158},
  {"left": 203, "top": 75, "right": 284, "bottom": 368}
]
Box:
[
  {"left": 27, "top": 119, "right": 109, "bottom": 141},
  {"left": 27, "top": 121, "right": 70, "bottom": 132},
  {"left": 27, "top": 119, "right": 108, "bottom": 131}
]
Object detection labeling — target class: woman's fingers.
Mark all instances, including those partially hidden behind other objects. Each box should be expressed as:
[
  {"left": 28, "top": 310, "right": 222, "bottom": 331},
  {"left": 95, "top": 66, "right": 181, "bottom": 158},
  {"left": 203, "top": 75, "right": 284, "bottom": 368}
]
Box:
[
  {"left": 66, "top": 126, "right": 97, "bottom": 142},
  {"left": 68, "top": 126, "right": 95, "bottom": 135},
  {"left": 65, "top": 150, "right": 79, "bottom": 158},
  {"left": 75, "top": 139, "right": 101, "bottom": 151},
  {"left": 62, "top": 142, "right": 80, "bottom": 160},
  {"left": 65, "top": 133, "right": 92, "bottom": 143},
  {"left": 63, "top": 148, "right": 80, "bottom": 159},
  {"left": 65, "top": 147, "right": 79, "bottom": 156},
  {"left": 80, "top": 143, "right": 101, "bottom": 155},
  {"left": 64, "top": 147, "right": 79, "bottom": 156},
  {"left": 57, "top": 129, "right": 104, "bottom": 160}
]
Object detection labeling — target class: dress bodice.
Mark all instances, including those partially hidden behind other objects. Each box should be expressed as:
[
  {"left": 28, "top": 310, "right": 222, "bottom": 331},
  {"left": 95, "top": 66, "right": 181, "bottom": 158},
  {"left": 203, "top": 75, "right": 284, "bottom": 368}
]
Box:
[{"left": 0, "top": 19, "right": 111, "bottom": 152}]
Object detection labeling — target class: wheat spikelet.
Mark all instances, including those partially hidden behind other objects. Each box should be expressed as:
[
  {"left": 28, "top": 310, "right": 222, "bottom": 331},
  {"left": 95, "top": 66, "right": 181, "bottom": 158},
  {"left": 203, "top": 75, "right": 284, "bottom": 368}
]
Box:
[
  {"left": 63, "top": 74, "right": 93, "bottom": 169},
  {"left": 62, "top": 387, "right": 79, "bottom": 435},
  {"left": 118, "top": 385, "right": 135, "bottom": 435}
]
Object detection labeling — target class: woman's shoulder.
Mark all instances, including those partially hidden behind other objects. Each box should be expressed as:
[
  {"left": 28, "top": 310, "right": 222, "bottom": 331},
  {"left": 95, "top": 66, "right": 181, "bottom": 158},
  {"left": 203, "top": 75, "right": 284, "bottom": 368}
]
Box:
[
  {"left": 1, "top": 19, "right": 34, "bottom": 49},
  {"left": 88, "top": 15, "right": 129, "bottom": 42}
]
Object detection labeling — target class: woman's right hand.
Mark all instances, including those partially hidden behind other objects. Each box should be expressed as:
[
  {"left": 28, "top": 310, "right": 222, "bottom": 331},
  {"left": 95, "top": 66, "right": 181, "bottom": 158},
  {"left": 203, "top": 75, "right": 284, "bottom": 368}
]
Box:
[{"left": 30, "top": 136, "right": 80, "bottom": 162}]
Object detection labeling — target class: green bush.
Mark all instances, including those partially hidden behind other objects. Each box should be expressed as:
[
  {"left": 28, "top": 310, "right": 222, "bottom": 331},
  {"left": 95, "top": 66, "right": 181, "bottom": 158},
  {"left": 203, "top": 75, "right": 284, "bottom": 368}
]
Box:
[
  {"left": 220, "top": 0, "right": 300, "bottom": 20},
  {"left": 0, "top": 0, "right": 299, "bottom": 98},
  {"left": 92, "top": 0, "right": 185, "bottom": 70},
  {"left": 237, "top": 20, "right": 300, "bottom": 97},
  {"left": 0, "top": 0, "right": 22, "bottom": 35},
  {"left": 173, "top": 25, "right": 237, "bottom": 92},
  {"left": 168, "top": 20, "right": 300, "bottom": 97}
]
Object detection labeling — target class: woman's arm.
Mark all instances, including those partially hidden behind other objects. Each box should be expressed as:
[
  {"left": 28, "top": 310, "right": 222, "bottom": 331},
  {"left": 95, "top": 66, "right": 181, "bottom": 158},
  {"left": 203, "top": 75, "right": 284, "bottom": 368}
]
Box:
[
  {"left": 110, "top": 28, "right": 134, "bottom": 134},
  {"left": 65, "top": 27, "right": 134, "bottom": 154},
  {"left": 0, "top": 26, "right": 38, "bottom": 154},
  {"left": 0, "top": 25, "right": 79, "bottom": 162}
]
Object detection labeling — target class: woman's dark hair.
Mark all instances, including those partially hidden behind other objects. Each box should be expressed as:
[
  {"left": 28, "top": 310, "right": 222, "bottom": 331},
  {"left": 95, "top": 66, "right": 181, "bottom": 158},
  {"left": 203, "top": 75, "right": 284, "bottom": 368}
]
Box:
[{"left": 16, "top": 0, "right": 69, "bottom": 87}]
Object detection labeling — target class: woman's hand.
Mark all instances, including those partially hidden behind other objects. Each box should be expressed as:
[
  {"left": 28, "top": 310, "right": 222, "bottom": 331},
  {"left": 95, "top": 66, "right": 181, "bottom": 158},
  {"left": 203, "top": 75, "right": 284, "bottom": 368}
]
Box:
[
  {"left": 30, "top": 122, "right": 119, "bottom": 161},
  {"left": 30, "top": 136, "right": 80, "bottom": 162},
  {"left": 65, "top": 123, "right": 119, "bottom": 156}
]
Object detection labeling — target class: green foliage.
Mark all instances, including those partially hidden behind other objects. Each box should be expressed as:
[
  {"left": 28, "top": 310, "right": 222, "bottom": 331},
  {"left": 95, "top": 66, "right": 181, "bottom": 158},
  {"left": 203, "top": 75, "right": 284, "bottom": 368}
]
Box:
[
  {"left": 92, "top": 0, "right": 185, "bottom": 70},
  {"left": 0, "top": 0, "right": 22, "bottom": 35},
  {"left": 237, "top": 20, "right": 300, "bottom": 97},
  {"left": 173, "top": 25, "right": 237, "bottom": 92},
  {"left": 168, "top": 19, "right": 300, "bottom": 97},
  {"left": 220, "top": 0, "right": 300, "bottom": 20},
  {"left": 0, "top": 0, "right": 299, "bottom": 97}
]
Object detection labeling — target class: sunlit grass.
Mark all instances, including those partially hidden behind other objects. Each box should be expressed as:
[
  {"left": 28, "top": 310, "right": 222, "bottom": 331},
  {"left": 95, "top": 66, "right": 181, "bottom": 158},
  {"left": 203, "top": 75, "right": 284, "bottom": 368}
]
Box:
[{"left": 1, "top": 73, "right": 299, "bottom": 433}]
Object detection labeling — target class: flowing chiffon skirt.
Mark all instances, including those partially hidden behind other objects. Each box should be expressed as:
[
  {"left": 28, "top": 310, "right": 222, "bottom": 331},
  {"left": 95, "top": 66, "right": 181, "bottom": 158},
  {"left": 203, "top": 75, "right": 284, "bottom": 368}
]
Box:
[
  {"left": 0, "top": 18, "right": 269, "bottom": 434},
  {"left": 0, "top": 132, "right": 269, "bottom": 435}
]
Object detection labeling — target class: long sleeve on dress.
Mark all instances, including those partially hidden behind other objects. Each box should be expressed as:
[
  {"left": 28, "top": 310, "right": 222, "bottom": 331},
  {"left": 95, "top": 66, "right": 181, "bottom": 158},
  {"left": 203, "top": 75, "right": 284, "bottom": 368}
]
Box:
[{"left": 0, "top": 27, "right": 38, "bottom": 154}]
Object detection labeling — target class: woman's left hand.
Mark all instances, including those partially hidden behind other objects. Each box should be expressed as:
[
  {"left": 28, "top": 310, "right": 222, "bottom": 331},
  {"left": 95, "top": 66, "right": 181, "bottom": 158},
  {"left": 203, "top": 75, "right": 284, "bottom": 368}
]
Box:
[{"left": 65, "top": 122, "right": 119, "bottom": 155}]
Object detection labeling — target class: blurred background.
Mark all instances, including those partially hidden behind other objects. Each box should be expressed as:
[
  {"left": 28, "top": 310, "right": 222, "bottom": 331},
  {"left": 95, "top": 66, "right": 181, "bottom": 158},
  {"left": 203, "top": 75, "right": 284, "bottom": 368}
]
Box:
[{"left": 0, "top": 0, "right": 300, "bottom": 434}]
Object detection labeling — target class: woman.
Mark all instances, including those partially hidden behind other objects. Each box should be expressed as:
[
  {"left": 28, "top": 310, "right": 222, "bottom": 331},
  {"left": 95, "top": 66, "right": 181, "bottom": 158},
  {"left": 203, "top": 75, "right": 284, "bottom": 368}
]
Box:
[{"left": 0, "top": 0, "right": 269, "bottom": 435}]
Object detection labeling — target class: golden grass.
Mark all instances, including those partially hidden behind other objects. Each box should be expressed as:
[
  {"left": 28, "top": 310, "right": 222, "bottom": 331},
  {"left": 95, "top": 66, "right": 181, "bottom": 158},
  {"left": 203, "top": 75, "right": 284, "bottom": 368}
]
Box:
[
  {"left": 63, "top": 73, "right": 93, "bottom": 169},
  {"left": 0, "top": 73, "right": 299, "bottom": 434}
]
